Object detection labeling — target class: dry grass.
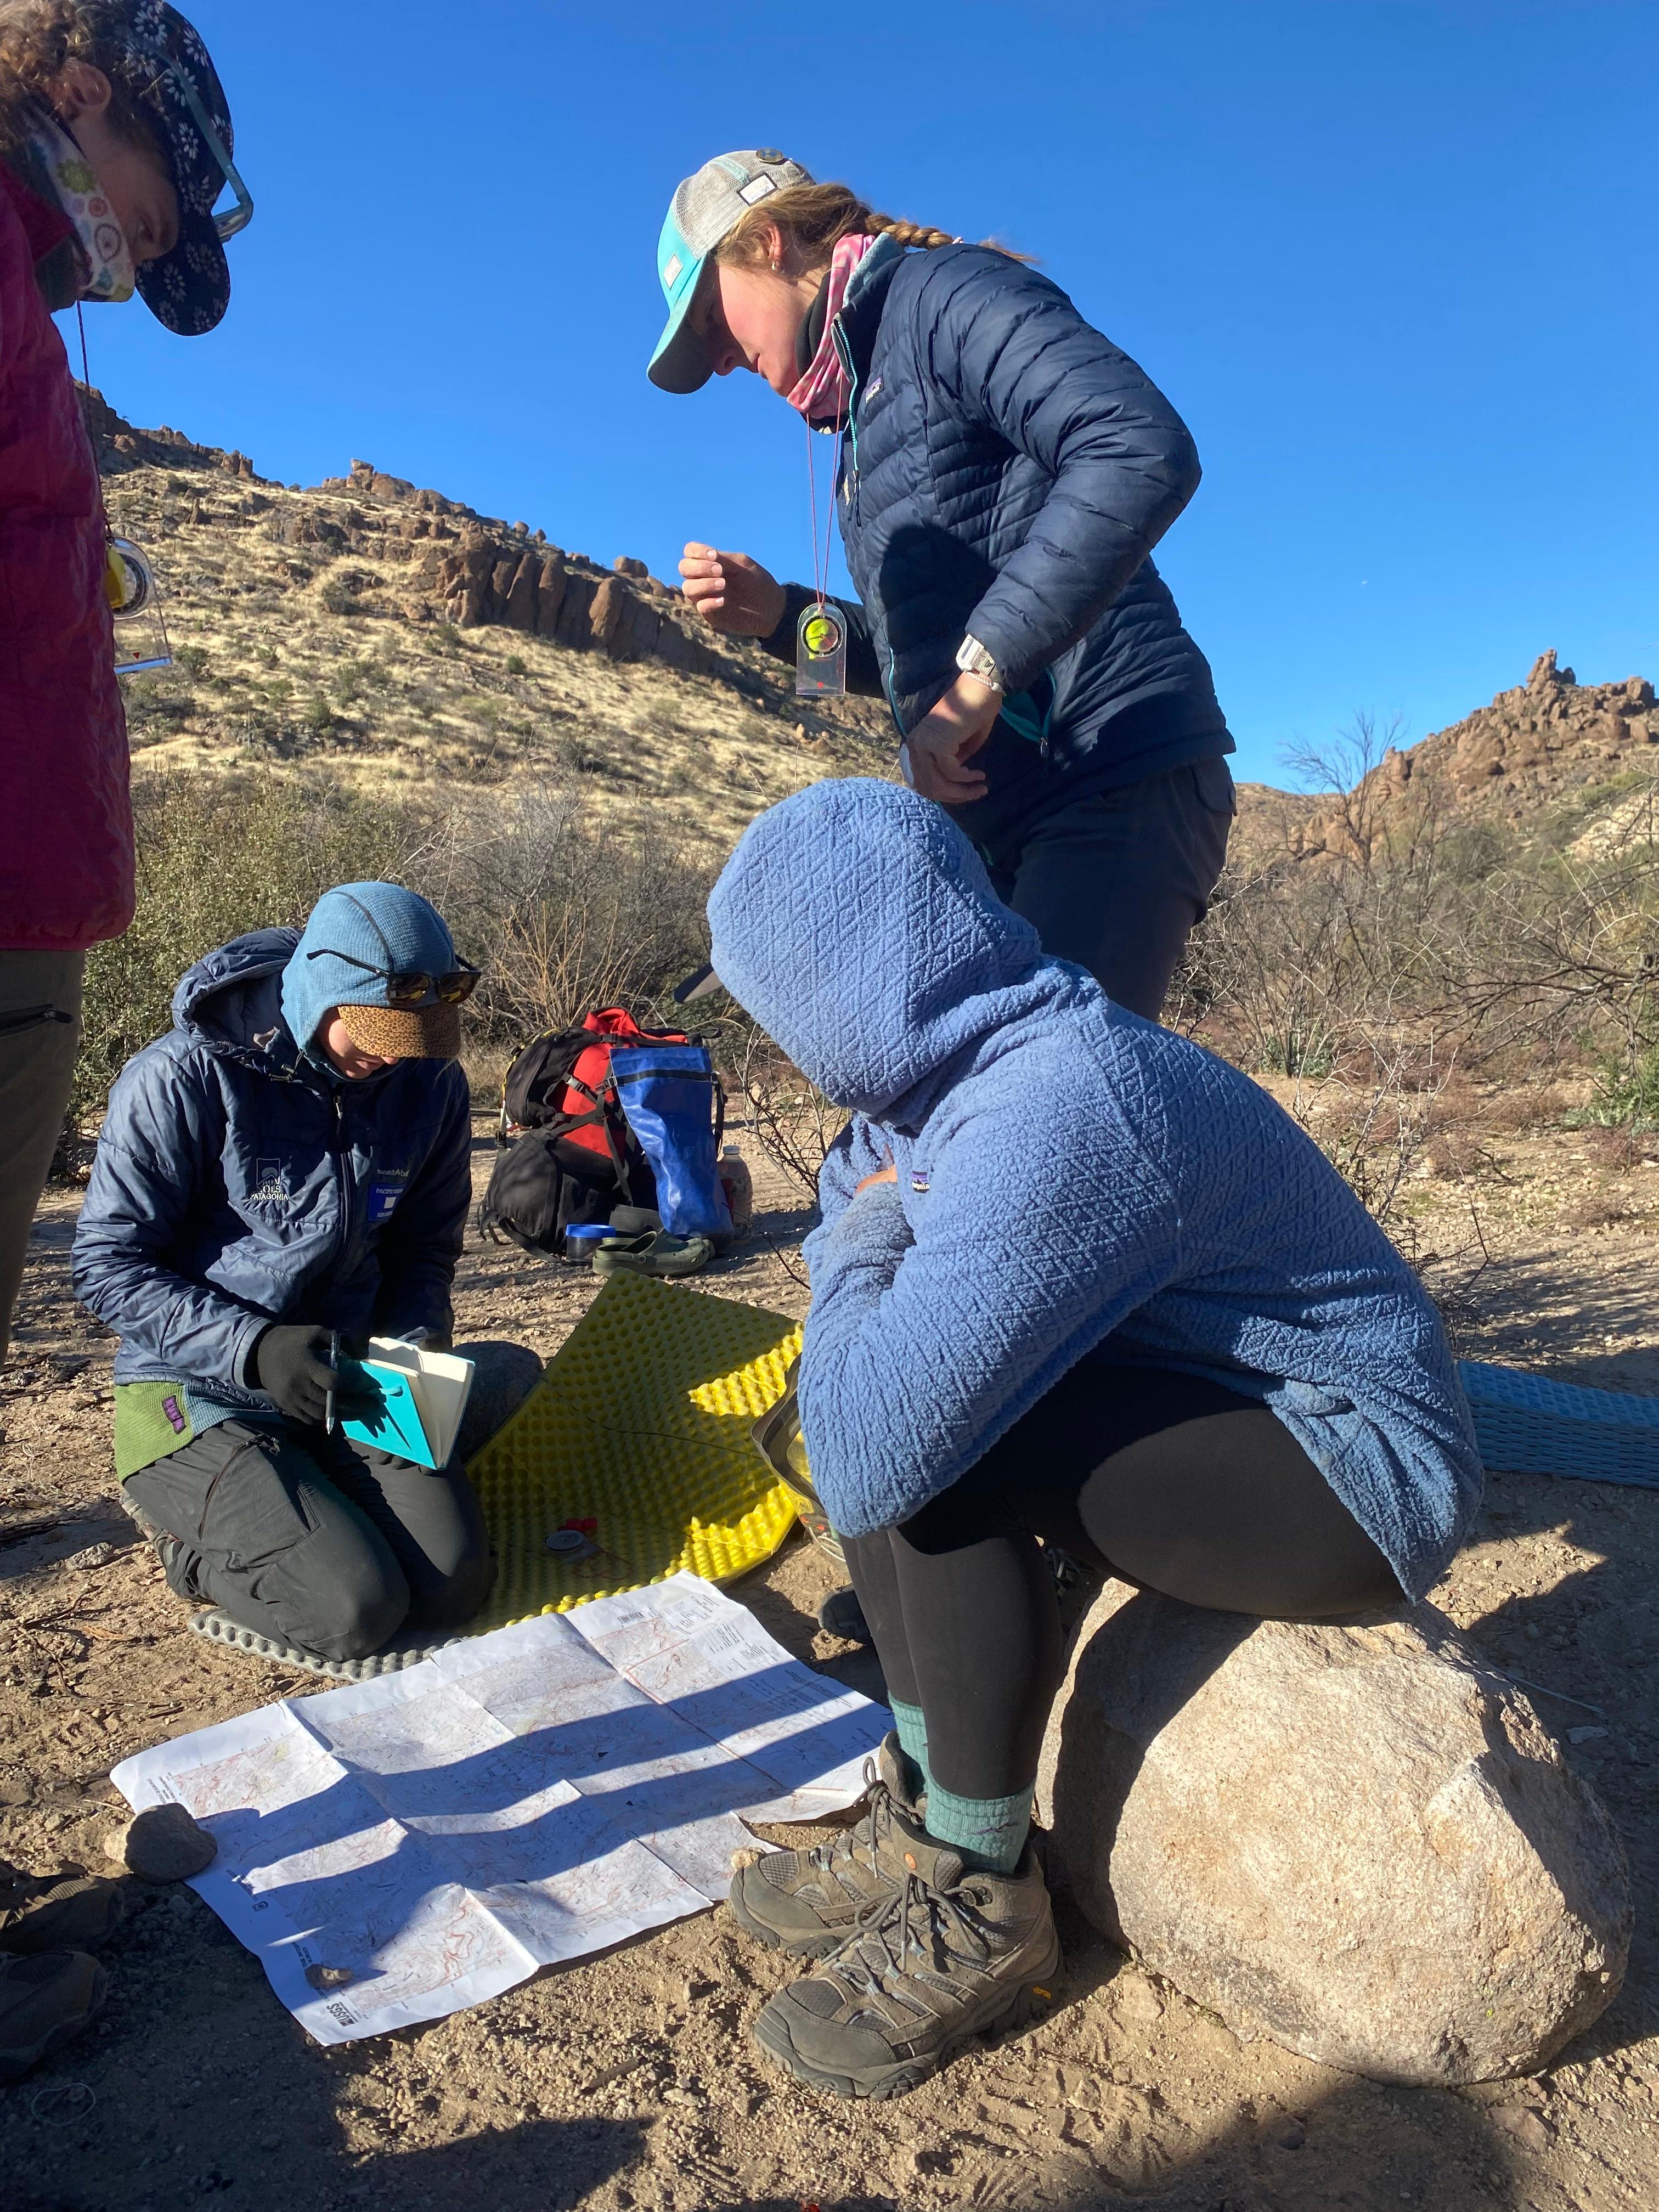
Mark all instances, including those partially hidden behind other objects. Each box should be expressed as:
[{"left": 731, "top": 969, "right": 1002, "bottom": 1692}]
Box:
[{"left": 101, "top": 462, "right": 893, "bottom": 861}]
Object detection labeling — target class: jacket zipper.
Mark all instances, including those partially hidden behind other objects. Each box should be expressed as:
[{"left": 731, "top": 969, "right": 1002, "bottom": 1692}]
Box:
[
  {"left": 833, "top": 320, "right": 861, "bottom": 522},
  {"left": 333, "top": 1091, "right": 354, "bottom": 1273}
]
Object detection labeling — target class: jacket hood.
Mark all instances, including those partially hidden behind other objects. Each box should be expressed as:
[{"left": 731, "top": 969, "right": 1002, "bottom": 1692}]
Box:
[
  {"left": 707, "top": 780, "right": 1062, "bottom": 1120},
  {"left": 172, "top": 928, "right": 299, "bottom": 1057}
]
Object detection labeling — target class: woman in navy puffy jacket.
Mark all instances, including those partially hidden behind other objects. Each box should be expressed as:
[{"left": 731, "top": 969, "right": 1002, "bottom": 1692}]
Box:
[{"left": 651, "top": 150, "right": 1236, "bottom": 1020}]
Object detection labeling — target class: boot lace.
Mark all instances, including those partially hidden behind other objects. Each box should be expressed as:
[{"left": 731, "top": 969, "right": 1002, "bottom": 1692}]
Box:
[
  {"left": 803, "top": 1758, "right": 898, "bottom": 1882},
  {"left": 834, "top": 1858, "right": 997, "bottom": 2012}
]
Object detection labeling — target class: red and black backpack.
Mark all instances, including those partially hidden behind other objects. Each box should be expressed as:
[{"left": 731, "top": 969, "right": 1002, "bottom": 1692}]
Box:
[{"left": 478, "top": 1008, "right": 695, "bottom": 1255}]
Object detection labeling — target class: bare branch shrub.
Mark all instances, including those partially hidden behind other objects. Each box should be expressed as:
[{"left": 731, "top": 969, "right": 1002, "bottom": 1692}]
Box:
[
  {"left": 714, "top": 1013, "right": 848, "bottom": 1206},
  {"left": 422, "top": 785, "right": 714, "bottom": 1059},
  {"left": 1175, "top": 715, "right": 1658, "bottom": 1239}
]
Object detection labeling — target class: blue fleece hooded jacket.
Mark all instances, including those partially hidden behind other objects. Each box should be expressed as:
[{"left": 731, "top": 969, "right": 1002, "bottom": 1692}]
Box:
[
  {"left": 72, "top": 893, "right": 471, "bottom": 1430},
  {"left": 707, "top": 781, "right": 1481, "bottom": 1601}
]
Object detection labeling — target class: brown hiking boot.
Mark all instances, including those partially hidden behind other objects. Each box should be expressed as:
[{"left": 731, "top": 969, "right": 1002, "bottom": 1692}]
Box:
[
  {"left": 751, "top": 1843, "right": 1061, "bottom": 2100},
  {"left": 0, "top": 1861, "right": 125, "bottom": 1955},
  {"left": 727, "top": 1736, "right": 924, "bottom": 1959},
  {"left": 0, "top": 1950, "right": 108, "bottom": 2083}
]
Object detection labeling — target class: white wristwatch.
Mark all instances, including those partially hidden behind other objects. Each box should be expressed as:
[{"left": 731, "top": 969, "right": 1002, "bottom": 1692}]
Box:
[{"left": 955, "top": 633, "right": 1003, "bottom": 693}]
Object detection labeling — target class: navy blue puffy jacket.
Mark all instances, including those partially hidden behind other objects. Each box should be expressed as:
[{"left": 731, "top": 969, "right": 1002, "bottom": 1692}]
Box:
[
  {"left": 765, "top": 236, "right": 1230, "bottom": 861},
  {"left": 72, "top": 929, "right": 472, "bottom": 1407}
]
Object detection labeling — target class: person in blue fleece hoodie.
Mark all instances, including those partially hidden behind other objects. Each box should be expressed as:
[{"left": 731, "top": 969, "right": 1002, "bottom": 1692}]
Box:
[
  {"left": 707, "top": 778, "right": 1481, "bottom": 2101},
  {"left": 72, "top": 882, "right": 496, "bottom": 1663}
]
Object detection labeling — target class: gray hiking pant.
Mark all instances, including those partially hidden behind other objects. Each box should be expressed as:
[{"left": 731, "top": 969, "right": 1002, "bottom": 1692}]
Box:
[
  {"left": 126, "top": 1418, "right": 495, "bottom": 1663},
  {"left": 0, "top": 950, "right": 84, "bottom": 1372},
  {"left": 987, "top": 757, "right": 1235, "bottom": 1019}
]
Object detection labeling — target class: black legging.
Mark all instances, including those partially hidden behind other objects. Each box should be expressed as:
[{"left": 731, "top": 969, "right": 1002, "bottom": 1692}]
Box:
[{"left": 840, "top": 1359, "right": 1400, "bottom": 1803}]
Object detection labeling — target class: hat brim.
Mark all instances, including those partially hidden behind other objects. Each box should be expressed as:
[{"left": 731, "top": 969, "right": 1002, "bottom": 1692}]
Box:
[
  {"left": 134, "top": 206, "right": 230, "bottom": 335},
  {"left": 648, "top": 254, "right": 714, "bottom": 393},
  {"left": 336, "top": 1000, "right": 462, "bottom": 1062}
]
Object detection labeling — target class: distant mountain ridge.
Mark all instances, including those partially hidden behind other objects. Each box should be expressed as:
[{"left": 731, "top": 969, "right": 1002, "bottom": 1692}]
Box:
[{"left": 1234, "top": 651, "right": 1657, "bottom": 868}]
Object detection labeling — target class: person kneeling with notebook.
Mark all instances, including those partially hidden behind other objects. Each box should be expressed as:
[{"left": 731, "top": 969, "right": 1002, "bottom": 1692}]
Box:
[{"left": 72, "top": 883, "right": 500, "bottom": 1662}]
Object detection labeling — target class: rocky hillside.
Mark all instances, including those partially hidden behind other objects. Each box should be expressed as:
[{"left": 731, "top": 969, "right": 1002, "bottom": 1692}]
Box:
[
  {"left": 87, "top": 388, "right": 1654, "bottom": 873},
  {"left": 1246, "top": 651, "right": 1657, "bottom": 868},
  {"left": 84, "top": 388, "right": 891, "bottom": 856}
]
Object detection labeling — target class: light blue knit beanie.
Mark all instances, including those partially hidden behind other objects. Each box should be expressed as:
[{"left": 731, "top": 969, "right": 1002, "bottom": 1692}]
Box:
[{"left": 280, "top": 882, "right": 458, "bottom": 1055}]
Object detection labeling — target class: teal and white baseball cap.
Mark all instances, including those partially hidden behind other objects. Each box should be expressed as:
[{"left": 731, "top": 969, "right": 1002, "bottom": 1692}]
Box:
[{"left": 648, "top": 149, "right": 815, "bottom": 393}]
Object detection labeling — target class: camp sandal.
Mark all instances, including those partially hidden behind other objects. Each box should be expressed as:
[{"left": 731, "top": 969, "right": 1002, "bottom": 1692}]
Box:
[
  {"left": 0, "top": 1950, "right": 109, "bottom": 2082},
  {"left": 751, "top": 1843, "right": 1060, "bottom": 2101},
  {"left": 727, "top": 1739, "right": 924, "bottom": 1958},
  {"left": 0, "top": 1861, "right": 125, "bottom": 1955},
  {"left": 590, "top": 1230, "right": 714, "bottom": 1279}
]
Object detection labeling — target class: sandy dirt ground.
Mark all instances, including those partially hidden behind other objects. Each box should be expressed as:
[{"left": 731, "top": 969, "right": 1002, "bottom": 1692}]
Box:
[{"left": 2, "top": 1119, "right": 1657, "bottom": 2212}]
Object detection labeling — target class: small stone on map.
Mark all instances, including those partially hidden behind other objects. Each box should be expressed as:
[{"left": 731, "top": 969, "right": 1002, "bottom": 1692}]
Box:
[
  {"left": 116, "top": 1802, "right": 217, "bottom": 1882},
  {"left": 305, "top": 1963, "right": 355, "bottom": 1991}
]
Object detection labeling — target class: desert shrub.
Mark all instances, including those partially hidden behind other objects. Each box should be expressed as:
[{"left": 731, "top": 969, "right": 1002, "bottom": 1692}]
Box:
[
  {"left": 419, "top": 785, "right": 714, "bottom": 1059},
  {"left": 73, "top": 776, "right": 415, "bottom": 1128},
  {"left": 318, "top": 575, "right": 359, "bottom": 617},
  {"left": 1175, "top": 719, "right": 1659, "bottom": 1227},
  {"left": 1583, "top": 1043, "right": 1659, "bottom": 1128},
  {"left": 712, "top": 1015, "right": 848, "bottom": 1206}
]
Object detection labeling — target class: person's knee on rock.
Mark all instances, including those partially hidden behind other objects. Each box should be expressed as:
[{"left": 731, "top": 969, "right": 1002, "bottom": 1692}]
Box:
[
  {"left": 72, "top": 881, "right": 520, "bottom": 1663},
  {"left": 705, "top": 778, "right": 1481, "bottom": 2101}
]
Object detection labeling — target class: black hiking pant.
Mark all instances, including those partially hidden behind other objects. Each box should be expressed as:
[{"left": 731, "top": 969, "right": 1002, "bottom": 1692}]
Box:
[
  {"left": 985, "top": 758, "right": 1235, "bottom": 1020},
  {"left": 126, "top": 1418, "right": 494, "bottom": 1662},
  {"left": 841, "top": 1361, "right": 1400, "bottom": 1804}
]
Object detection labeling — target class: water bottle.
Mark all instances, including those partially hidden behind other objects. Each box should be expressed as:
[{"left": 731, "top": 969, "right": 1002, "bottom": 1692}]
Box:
[{"left": 719, "top": 1145, "right": 754, "bottom": 1238}]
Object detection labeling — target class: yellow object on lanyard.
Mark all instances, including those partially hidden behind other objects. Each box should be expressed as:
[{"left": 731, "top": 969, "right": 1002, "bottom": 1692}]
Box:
[{"left": 104, "top": 536, "right": 174, "bottom": 675}]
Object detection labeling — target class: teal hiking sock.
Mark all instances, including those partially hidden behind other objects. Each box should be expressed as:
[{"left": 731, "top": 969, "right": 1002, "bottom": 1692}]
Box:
[
  {"left": 923, "top": 1779, "right": 1035, "bottom": 1876},
  {"left": 889, "top": 1699, "right": 931, "bottom": 1803}
]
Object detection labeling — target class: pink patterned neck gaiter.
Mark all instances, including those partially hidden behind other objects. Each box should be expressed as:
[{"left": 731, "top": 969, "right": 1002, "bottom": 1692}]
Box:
[{"left": 786, "top": 232, "right": 879, "bottom": 428}]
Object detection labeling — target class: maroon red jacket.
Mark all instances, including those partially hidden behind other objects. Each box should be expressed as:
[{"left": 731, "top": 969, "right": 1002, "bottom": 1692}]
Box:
[{"left": 0, "top": 161, "right": 133, "bottom": 952}]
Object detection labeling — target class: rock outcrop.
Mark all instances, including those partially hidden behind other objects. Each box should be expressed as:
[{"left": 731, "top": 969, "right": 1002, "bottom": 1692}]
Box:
[
  {"left": 1279, "top": 652, "right": 1658, "bottom": 862},
  {"left": 1036, "top": 1582, "right": 1632, "bottom": 2086},
  {"left": 77, "top": 390, "right": 784, "bottom": 695}
]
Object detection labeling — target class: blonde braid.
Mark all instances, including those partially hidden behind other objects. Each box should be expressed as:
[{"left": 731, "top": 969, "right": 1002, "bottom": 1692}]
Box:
[
  {"left": 715, "top": 182, "right": 1030, "bottom": 275},
  {"left": 866, "top": 212, "right": 962, "bottom": 252}
]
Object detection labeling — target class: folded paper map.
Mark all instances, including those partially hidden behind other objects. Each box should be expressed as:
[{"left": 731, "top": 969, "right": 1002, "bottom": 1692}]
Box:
[{"left": 112, "top": 1575, "right": 887, "bottom": 2045}]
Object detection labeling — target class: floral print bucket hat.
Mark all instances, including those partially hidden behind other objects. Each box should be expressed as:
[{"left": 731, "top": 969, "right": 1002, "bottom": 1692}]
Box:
[{"left": 114, "top": 2, "right": 250, "bottom": 335}]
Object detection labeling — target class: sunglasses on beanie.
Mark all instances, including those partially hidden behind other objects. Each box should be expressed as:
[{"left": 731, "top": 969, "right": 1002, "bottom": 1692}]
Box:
[{"left": 304, "top": 947, "right": 482, "bottom": 1009}]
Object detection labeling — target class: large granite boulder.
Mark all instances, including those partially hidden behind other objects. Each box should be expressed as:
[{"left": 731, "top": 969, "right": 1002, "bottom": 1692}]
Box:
[{"left": 1036, "top": 1584, "right": 1631, "bottom": 2085}]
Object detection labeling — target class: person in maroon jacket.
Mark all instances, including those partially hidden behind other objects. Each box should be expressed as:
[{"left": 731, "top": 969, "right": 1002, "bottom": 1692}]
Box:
[
  {"left": 0, "top": 2, "right": 249, "bottom": 1390},
  {"left": 0, "top": 2, "right": 247, "bottom": 2084}
]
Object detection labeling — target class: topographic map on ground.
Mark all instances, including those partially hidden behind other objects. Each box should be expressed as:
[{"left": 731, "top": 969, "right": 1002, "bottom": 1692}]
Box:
[{"left": 112, "top": 1576, "right": 888, "bottom": 2045}]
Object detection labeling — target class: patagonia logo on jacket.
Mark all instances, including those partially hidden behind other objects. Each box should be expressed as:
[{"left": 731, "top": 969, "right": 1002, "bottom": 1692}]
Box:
[{"left": 247, "top": 1158, "right": 290, "bottom": 1206}]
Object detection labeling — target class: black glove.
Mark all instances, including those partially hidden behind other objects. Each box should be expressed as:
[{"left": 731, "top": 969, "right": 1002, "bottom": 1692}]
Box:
[{"left": 251, "top": 1325, "right": 338, "bottom": 1425}]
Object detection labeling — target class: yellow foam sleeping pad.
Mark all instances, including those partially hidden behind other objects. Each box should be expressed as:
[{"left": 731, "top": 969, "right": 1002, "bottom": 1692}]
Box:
[{"left": 464, "top": 1273, "right": 807, "bottom": 1627}]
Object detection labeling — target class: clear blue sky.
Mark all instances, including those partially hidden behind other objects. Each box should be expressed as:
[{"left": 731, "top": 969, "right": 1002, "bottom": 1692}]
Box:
[{"left": 65, "top": 1, "right": 1657, "bottom": 785}]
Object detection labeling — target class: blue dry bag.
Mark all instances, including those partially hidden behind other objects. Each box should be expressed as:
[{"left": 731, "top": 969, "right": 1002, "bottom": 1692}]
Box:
[{"left": 607, "top": 1043, "right": 733, "bottom": 1241}]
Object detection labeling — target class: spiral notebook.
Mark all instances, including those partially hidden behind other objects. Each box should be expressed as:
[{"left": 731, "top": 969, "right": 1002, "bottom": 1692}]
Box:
[{"left": 338, "top": 1340, "right": 476, "bottom": 1469}]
